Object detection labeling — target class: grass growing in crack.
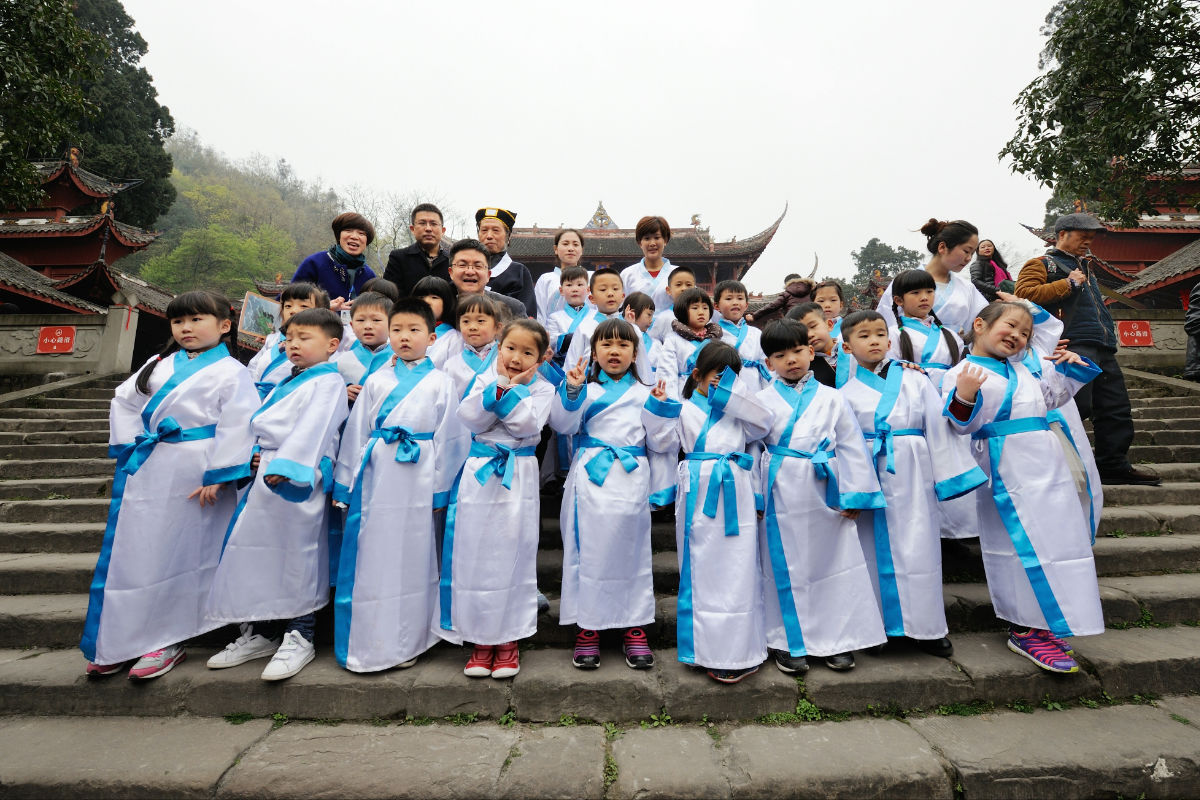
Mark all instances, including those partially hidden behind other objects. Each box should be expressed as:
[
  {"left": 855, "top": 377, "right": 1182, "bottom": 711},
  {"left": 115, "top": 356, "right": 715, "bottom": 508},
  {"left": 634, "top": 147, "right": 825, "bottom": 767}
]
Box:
[
  {"left": 756, "top": 698, "right": 838, "bottom": 725},
  {"left": 558, "top": 713, "right": 578, "bottom": 726},
  {"left": 1131, "top": 693, "right": 1159, "bottom": 706},
  {"left": 367, "top": 717, "right": 391, "bottom": 727},
  {"left": 501, "top": 745, "right": 522, "bottom": 772},
  {"left": 271, "top": 712, "right": 288, "bottom": 729},
  {"left": 1107, "top": 529, "right": 1128, "bottom": 539},
  {"left": 640, "top": 709, "right": 672, "bottom": 729},
  {"left": 603, "top": 754, "right": 619, "bottom": 789},
  {"left": 404, "top": 715, "right": 435, "bottom": 726},
  {"left": 1080, "top": 698, "right": 1100, "bottom": 709},
  {"left": 1007, "top": 700, "right": 1034, "bottom": 714},
  {"left": 498, "top": 709, "right": 516, "bottom": 728},
  {"left": 1041, "top": 695, "right": 1065, "bottom": 712},
  {"left": 1171, "top": 713, "right": 1192, "bottom": 726},
  {"left": 602, "top": 722, "right": 622, "bottom": 742},
  {"left": 702, "top": 716, "right": 722, "bottom": 746},
  {"left": 935, "top": 700, "right": 994, "bottom": 717},
  {"left": 865, "top": 702, "right": 908, "bottom": 720},
  {"left": 1110, "top": 608, "right": 1167, "bottom": 630},
  {"left": 224, "top": 712, "right": 254, "bottom": 725},
  {"left": 445, "top": 712, "right": 478, "bottom": 726}
]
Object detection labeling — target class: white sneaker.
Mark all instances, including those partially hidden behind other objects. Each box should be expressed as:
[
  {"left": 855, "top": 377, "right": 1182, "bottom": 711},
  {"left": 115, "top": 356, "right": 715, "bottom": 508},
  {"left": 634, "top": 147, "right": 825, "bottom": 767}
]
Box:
[
  {"left": 207, "top": 624, "right": 281, "bottom": 669},
  {"left": 261, "top": 630, "right": 315, "bottom": 681}
]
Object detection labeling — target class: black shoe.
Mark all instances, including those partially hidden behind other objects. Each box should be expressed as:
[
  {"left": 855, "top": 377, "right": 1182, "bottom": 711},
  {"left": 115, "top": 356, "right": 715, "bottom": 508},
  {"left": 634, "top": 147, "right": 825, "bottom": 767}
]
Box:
[
  {"left": 707, "top": 665, "right": 760, "bottom": 684},
  {"left": 622, "top": 628, "right": 655, "bottom": 669},
  {"left": 824, "top": 652, "right": 855, "bottom": 671},
  {"left": 572, "top": 628, "right": 600, "bottom": 670},
  {"left": 536, "top": 591, "right": 550, "bottom": 615},
  {"left": 771, "top": 650, "right": 809, "bottom": 674},
  {"left": 1100, "top": 467, "right": 1162, "bottom": 486},
  {"left": 914, "top": 636, "right": 954, "bottom": 658}
]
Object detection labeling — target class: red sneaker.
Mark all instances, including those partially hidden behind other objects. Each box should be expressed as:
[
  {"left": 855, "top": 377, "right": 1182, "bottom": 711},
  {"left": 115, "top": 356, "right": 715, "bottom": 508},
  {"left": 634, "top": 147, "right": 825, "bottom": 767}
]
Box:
[
  {"left": 464, "top": 644, "right": 495, "bottom": 677},
  {"left": 491, "top": 641, "right": 520, "bottom": 679}
]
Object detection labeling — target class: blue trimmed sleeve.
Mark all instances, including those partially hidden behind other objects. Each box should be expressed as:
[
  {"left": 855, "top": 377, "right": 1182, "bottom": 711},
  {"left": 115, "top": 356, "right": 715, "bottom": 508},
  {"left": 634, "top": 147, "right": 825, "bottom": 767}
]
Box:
[
  {"left": 203, "top": 461, "right": 253, "bottom": 486},
  {"left": 557, "top": 379, "right": 586, "bottom": 411},
  {"left": 644, "top": 394, "right": 682, "bottom": 419},
  {"left": 264, "top": 457, "right": 315, "bottom": 486},
  {"left": 934, "top": 466, "right": 988, "bottom": 501},
  {"left": 483, "top": 381, "right": 532, "bottom": 419},
  {"left": 1054, "top": 357, "right": 1102, "bottom": 385},
  {"left": 707, "top": 366, "right": 738, "bottom": 414}
]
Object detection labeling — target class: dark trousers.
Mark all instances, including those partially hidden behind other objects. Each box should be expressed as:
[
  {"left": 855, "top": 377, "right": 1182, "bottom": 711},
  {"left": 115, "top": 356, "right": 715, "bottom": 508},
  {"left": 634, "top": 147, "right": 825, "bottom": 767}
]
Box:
[
  {"left": 251, "top": 613, "right": 315, "bottom": 642},
  {"left": 1184, "top": 334, "right": 1200, "bottom": 379},
  {"left": 1069, "top": 343, "right": 1134, "bottom": 474}
]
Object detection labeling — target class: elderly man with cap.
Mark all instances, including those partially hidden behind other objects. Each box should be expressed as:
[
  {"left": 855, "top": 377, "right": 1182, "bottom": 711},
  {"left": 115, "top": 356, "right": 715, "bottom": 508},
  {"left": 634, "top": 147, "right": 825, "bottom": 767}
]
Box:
[
  {"left": 1016, "top": 212, "right": 1160, "bottom": 486},
  {"left": 476, "top": 207, "right": 536, "bottom": 318}
]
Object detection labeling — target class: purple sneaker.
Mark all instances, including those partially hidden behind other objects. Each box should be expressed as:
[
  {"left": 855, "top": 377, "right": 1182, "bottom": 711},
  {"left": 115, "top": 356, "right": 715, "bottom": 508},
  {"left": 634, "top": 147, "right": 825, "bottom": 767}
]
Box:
[
  {"left": 1037, "top": 629, "right": 1075, "bottom": 656},
  {"left": 1007, "top": 629, "right": 1078, "bottom": 673}
]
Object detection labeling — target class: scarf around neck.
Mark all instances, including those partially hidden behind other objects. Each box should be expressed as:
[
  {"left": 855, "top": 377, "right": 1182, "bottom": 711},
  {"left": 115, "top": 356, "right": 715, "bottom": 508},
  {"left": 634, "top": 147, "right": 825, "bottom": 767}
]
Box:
[{"left": 670, "top": 319, "right": 722, "bottom": 342}]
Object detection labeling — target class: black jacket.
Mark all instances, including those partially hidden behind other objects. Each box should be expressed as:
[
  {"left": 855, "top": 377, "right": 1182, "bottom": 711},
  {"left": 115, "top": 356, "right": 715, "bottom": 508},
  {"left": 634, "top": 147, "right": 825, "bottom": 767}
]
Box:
[
  {"left": 382, "top": 242, "right": 451, "bottom": 298},
  {"left": 486, "top": 252, "right": 537, "bottom": 318},
  {"left": 1186, "top": 281, "right": 1200, "bottom": 338}
]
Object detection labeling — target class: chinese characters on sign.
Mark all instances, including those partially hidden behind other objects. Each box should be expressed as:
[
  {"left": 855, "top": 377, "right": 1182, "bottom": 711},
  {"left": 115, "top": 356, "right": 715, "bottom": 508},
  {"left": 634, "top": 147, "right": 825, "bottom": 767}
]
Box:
[
  {"left": 35, "top": 326, "right": 76, "bottom": 354},
  {"left": 1116, "top": 320, "right": 1154, "bottom": 348}
]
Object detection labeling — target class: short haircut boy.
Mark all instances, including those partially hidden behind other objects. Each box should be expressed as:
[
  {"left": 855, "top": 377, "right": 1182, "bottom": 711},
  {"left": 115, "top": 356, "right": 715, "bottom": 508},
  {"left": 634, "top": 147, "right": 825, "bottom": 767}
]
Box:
[
  {"left": 839, "top": 309, "right": 887, "bottom": 336},
  {"left": 760, "top": 319, "right": 810, "bottom": 355},
  {"left": 360, "top": 277, "right": 400, "bottom": 302},
  {"left": 714, "top": 280, "right": 748, "bottom": 303},
  {"left": 589, "top": 267, "right": 622, "bottom": 290},
  {"left": 786, "top": 301, "right": 825, "bottom": 322},
  {"left": 389, "top": 296, "right": 436, "bottom": 332},
  {"left": 673, "top": 287, "right": 714, "bottom": 324},
  {"left": 281, "top": 282, "right": 331, "bottom": 308},
  {"left": 560, "top": 266, "right": 589, "bottom": 284},
  {"left": 351, "top": 291, "right": 394, "bottom": 317},
  {"left": 668, "top": 265, "right": 695, "bottom": 283},
  {"left": 284, "top": 307, "right": 343, "bottom": 340}
]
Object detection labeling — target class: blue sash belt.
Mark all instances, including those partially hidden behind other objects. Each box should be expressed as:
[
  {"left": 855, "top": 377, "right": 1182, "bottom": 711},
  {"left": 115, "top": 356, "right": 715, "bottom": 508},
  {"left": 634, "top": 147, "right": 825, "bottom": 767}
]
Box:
[
  {"left": 684, "top": 451, "right": 754, "bottom": 535},
  {"left": 470, "top": 441, "right": 537, "bottom": 490},
  {"left": 576, "top": 436, "right": 646, "bottom": 486},
  {"left": 864, "top": 427, "right": 922, "bottom": 474},
  {"left": 121, "top": 417, "right": 217, "bottom": 476}
]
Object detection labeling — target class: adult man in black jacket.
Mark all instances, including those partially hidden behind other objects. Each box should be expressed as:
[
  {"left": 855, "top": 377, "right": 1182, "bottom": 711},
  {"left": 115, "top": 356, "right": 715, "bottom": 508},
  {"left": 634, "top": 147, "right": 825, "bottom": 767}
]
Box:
[{"left": 382, "top": 203, "right": 451, "bottom": 297}]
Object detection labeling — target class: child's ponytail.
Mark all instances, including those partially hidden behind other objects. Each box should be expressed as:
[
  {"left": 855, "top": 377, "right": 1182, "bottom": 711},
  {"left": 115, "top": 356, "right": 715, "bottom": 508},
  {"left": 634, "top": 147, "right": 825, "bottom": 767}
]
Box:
[
  {"left": 682, "top": 341, "right": 741, "bottom": 399},
  {"left": 136, "top": 290, "right": 236, "bottom": 394},
  {"left": 929, "top": 310, "right": 961, "bottom": 364}
]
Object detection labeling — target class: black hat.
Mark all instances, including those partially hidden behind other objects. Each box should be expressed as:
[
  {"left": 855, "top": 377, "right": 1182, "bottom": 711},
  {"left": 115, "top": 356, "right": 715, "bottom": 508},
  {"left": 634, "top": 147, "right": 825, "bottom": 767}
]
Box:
[
  {"left": 475, "top": 207, "right": 517, "bottom": 231},
  {"left": 1053, "top": 212, "right": 1105, "bottom": 234}
]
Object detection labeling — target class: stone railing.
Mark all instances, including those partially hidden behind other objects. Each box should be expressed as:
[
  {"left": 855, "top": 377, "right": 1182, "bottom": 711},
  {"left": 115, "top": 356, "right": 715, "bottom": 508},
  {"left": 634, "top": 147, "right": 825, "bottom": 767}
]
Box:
[{"left": 0, "top": 307, "right": 138, "bottom": 379}]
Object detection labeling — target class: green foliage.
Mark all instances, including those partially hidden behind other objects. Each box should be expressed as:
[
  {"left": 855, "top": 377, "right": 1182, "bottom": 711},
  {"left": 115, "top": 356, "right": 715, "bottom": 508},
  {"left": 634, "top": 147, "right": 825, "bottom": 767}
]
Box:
[
  {"left": 270, "top": 712, "right": 288, "bottom": 729},
  {"left": 557, "top": 713, "right": 578, "bottom": 727},
  {"left": 497, "top": 709, "right": 516, "bottom": 728},
  {"left": 0, "top": 0, "right": 103, "bottom": 210},
  {"left": 1041, "top": 695, "right": 1065, "bottom": 712},
  {"left": 603, "top": 754, "right": 619, "bottom": 789},
  {"left": 445, "top": 712, "right": 478, "bottom": 726},
  {"left": 602, "top": 722, "right": 622, "bottom": 742},
  {"left": 848, "top": 238, "right": 923, "bottom": 311},
  {"left": 935, "top": 700, "right": 995, "bottom": 717},
  {"left": 71, "top": 0, "right": 175, "bottom": 228},
  {"left": 1007, "top": 700, "right": 1034, "bottom": 714},
  {"left": 1002, "top": 0, "right": 1200, "bottom": 226},
  {"left": 1171, "top": 713, "right": 1191, "bottom": 725},
  {"left": 223, "top": 712, "right": 254, "bottom": 725},
  {"left": 140, "top": 223, "right": 297, "bottom": 298},
  {"left": 1111, "top": 607, "right": 1166, "bottom": 629},
  {"left": 640, "top": 709, "right": 673, "bottom": 729}
]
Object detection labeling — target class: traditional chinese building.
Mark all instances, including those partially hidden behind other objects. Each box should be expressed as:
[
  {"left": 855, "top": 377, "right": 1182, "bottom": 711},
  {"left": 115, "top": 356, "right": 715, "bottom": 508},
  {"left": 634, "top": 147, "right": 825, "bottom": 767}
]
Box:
[{"left": 506, "top": 201, "right": 786, "bottom": 292}]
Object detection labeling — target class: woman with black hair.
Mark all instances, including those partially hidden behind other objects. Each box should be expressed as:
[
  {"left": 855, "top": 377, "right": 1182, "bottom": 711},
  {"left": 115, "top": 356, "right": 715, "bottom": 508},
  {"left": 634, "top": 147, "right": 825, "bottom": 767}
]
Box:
[
  {"left": 291, "top": 212, "right": 378, "bottom": 311},
  {"left": 969, "top": 240, "right": 1014, "bottom": 302}
]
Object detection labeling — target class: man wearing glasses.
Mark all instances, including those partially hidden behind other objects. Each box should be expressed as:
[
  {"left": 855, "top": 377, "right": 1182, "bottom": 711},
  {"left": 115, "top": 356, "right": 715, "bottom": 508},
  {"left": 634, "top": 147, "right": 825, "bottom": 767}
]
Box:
[
  {"left": 447, "top": 239, "right": 527, "bottom": 322},
  {"left": 383, "top": 203, "right": 452, "bottom": 297}
]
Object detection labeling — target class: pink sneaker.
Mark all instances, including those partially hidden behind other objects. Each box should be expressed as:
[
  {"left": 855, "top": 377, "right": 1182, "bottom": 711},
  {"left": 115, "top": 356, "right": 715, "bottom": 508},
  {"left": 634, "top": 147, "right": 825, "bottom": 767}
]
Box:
[
  {"left": 128, "top": 645, "right": 186, "bottom": 680},
  {"left": 85, "top": 661, "right": 126, "bottom": 677},
  {"left": 1037, "top": 628, "right": 1075, "bottom": 656}
]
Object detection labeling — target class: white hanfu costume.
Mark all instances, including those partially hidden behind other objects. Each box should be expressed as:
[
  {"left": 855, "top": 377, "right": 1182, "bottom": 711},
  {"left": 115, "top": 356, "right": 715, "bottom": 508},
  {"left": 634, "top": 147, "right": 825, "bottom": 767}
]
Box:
[
  {"left": 877, "top": 270, "right": 989, "bottom": 339},
  {"left": 332, "top": 357, "right": 454, "bottom": 671},
  {"left": 333, "top": 339, "right": 393, "bottom": 387},
  {"left": 718, "top": 317, "right": 772, "bottom": 393},
  {"left": 206, "top": 362, "right": 347, "bottom": 627},
  {"left": 756, "top": 375, "right": 889, "bottom": 658},
  {"left": 81, "top": 345, "right": 259, "bottom": 665},
  {"left": 550, "top": 372, "right": 681, "bottom": 631},
  {"left": 427, "top": 323, "right": 459, "bottom": 369},
  {"left": 247, "top": 332, "right": 292, "bottom": 400},
  {"left": 841, "top": 361, "right": 988, "bottom": 639},
  {"left": 675, "top": 368, "right": 772, "bottom": 670},
  {"left": 438, "top": 368, "right": 555, "bottom": 646},
  {"left": 657, "top": 329, "right": 723, "bottom": 400},
  {"left": 620, "top": 258, "right": 675, "bottom": 313},
  {"left": 942, "top": 354, "right": 1105, "bottom": 638},
  {"left": 545, "top": 304, "right": 592, "bottom": 366},
  {"left": 565, "top": 309, "right": 656, "bottom": 385}
]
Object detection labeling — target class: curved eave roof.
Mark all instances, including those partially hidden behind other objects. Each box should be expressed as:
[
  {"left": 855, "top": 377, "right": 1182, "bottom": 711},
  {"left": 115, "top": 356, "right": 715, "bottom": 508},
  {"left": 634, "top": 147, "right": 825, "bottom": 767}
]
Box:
[
  {"left": 0, "top": 215, "right": 158, "bottom": 247},
  {"left": 1119, "top": 239, "right": 1200, "bottom": 297},
  {"left": 712, "top": 204, "right": 787, "bottom": 257},
  {"left": 0, "top": 252, "right": 103, "bottom": 313},
  {"left": 53, "top": 262, "right": 174, "bottom": 316},
  {"left": 32, "top": 161, "right": 133, "bottom": 198}
]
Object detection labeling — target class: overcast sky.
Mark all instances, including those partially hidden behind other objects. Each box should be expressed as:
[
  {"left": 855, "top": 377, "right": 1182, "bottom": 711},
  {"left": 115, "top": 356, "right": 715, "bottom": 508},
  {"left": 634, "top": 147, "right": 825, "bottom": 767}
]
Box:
[{"left": 122, "top": 0, "right": 1057, "bottom": 291}]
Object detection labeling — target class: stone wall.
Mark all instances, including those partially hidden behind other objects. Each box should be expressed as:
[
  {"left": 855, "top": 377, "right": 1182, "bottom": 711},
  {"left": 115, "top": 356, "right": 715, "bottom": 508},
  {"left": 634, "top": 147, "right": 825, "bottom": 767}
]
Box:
[
  {"left": 1112, "top": 309, "right": 1187, "bottom": 370},
  {"left": 0, "top": 307, "right": 138, "bottom": 377}
]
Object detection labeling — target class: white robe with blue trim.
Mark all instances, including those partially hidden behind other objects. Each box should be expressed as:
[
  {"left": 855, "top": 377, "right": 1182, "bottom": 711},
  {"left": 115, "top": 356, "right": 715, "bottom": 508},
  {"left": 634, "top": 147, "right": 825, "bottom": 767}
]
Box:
[
  {"left": 658, "top": 330, "right": 722, "bottom": 400},
  {"left": 206, "top": 365, "right": 347, "bottom": 625},
  {"left": 620, "top": 259, "right": 675, "bottom": 313},
  {"left": 941, "top": 355, "right": 1104, "bottom": 637},
  {"left": 83, "top": 348, "right": 259, "bottom": 665},
  {"left": 841, "top": 363, "right": 988, "bottom": 639},
  {"left": 755, "top": 376, "right": 889, "bottom": 657},
  {"left": 331, "top": 358, "right": 453, "bottom": 671},
  {"left": 877, "top": 270, "right": 989, "bottom": 339},
  {"left": 674, "top": 370, "right": 771, "bottom": 670},
  {"left": 718, "top": 317, "right": 772, "bottom": 394},
  {"left": 549, "top": 374, "right": 681, "bottom": 631},
  {"left": 437, "top": 368, "right": 555, "bottom": 646},
  {"left": 333, "top": 340, "right": 393, "bottom": 387}
]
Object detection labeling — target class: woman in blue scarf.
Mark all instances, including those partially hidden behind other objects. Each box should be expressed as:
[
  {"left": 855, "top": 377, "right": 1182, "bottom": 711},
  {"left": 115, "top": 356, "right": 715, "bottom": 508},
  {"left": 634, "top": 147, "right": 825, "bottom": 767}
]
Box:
[{"left": 291, "top": 212, "right": 378, "bottom": 312}]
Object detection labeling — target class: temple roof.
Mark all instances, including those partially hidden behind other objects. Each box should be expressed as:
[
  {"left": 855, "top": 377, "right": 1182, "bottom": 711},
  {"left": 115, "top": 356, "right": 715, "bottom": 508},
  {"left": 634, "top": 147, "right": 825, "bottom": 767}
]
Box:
[
  {"left": 0, "top": 252, "right": 103, "bottom": 313},
  {"left": 585, "top": 201, "right": 619, "bottom": 230},
  {"left": 54, "top": 262, "right": 175, "bottom": 316},
  {"left": 1118, "top": 238, "right": 1200, "bottom": 297},
  {"left": 32, "top": 160, "right": 138, "bottom": 199},
  {"left": 0, "top": 214, "right": 159, "bottom": 246}
]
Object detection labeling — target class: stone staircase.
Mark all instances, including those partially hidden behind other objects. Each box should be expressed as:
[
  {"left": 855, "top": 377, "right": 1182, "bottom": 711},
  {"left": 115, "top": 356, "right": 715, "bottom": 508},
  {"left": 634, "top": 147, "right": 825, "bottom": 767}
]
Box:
[{"left": 2, "top": 373, "right": 1200, "bottom": 798}]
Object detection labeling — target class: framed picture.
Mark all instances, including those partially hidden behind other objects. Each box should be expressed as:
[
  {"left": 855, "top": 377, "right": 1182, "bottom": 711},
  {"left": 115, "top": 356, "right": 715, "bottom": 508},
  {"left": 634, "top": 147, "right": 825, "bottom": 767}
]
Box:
[{"left": 239, "top": 292, "right": 281, "bottom": 342}]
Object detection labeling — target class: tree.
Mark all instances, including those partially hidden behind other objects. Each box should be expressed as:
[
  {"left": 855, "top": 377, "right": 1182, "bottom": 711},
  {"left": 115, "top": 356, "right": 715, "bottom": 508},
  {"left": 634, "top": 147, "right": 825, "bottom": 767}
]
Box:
[
  {"left": 0, "top": 1, "right": 103, "bottom": 210},
  {"left": 1001, "top": 0, "right": 1200, "bottom": 226},
  {"left": 71, "top": 0, "right": 176, "bottom": 228},
  {"left": 847, "top": 238, "right": 923, "bottom": 310},
  {"left": 140, "top": 223, "right": 297, "bottom": 297}
]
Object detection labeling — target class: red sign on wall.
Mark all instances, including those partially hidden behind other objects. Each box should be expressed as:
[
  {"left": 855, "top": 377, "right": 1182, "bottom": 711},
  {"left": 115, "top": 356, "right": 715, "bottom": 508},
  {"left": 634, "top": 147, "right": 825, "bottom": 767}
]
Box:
[
  {"left": 35, "top": 326, "right": 76, "bottom": 354},
  {"left": 1116, "top": 320, "right": 1154, "bottom": 347}
]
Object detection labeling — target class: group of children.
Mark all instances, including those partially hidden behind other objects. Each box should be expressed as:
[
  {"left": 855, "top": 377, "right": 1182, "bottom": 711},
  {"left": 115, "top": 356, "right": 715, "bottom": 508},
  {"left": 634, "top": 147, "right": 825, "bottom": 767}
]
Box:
[{"left": 82, "top": 242, "right": 1106, "bottom": 686}]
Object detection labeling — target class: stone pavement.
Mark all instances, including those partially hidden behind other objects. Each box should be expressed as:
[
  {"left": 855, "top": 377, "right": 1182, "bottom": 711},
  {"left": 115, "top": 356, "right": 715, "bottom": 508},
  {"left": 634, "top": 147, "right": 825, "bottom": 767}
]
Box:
[{"left": 1, "top": 373, "right": 1200, "bottom": 798}]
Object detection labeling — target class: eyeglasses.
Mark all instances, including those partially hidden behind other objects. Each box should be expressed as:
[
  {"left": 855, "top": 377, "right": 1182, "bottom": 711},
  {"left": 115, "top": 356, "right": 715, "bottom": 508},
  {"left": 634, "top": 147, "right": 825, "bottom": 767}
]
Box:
[{"left": 451, "top": 261, "right": 487, "bottom": 269}]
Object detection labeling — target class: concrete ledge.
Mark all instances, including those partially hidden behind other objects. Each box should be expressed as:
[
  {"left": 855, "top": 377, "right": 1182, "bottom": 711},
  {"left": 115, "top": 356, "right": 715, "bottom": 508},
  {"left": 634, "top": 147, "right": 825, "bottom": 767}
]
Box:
[
  {"left": 1125, "top": 366, "right": 1200, "bottom": 394},
  {"left": 0, "top": 372, "right": 117, "bottom": 409}
]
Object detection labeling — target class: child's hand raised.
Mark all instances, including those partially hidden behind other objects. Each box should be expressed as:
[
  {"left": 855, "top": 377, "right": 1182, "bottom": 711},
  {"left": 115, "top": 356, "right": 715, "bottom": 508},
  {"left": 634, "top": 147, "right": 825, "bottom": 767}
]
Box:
[
  {"left": 264, "top": 474, "right": 286, "bottom": 486},
  {"left": 566, "top": 357, "right": 588, "bottom": 388},
  {"left": 650, "top": 379, "right": 668, "bottom": 400},
  {"left": 508, "top": 362, "right": 541, "bottom": 386},
  {"left": 955, "top": 364, "right": 988, "bottom": 402},
  {"left": 1047, "top": 348, "right": 1087, "bottom": 366}
]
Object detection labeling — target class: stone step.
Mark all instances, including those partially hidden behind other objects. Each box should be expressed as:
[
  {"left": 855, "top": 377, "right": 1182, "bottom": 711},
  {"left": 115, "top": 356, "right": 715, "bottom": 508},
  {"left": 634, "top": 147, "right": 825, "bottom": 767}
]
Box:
[
  {"left": 0, "top": 429, "right": 109, "bottom": 446},
  {"left": 4, "top": 571, "right": 1196, "bottom": 650},
  {"left": 0, "top": 443, "right": 109, "bottom": 460},
  {"left": 0, "top": 522, "right": 105, "bottom": 554},
  {"left": 0, "top": 417, "right": 107, "bottom": 433},
  {"left": 1092, "top": 533, "right": 1200, "bottom": 576},
  {"left": 1125, "top": 386, "right": 1175, "bottom": 399},
  {"left": 54, "top": 388, "right": 119, "bottom": 400},
  {"left": 0, "top": 553, "right": 97, "bottom": 594},
  {"left": 1130, "top": 396, "right": 1197, "bottom": 409},
  {"left": 1, "top": 627, "right": 1199, "bottom": 729},
  {"left": 0, "top": 407, "right": 115, "bottom": 420},
  {"left": 1128, "top": 444, "right": 1200, "bottom": 462},
  {"left": 1088, "top": 429, "right": 1200, "bottom": 447},
  {"left": 0, "top": 477, "right": 112, "bottom": 500},
  {"left": 0, "top": 459, "right": 113, "bottom": 480},
  {"left": 5, "top": 696, "right": 1200, "bottom": 800},
  {"left": 1099, "top": 504, "right": 1200, "bottom": 536},
  {"left": 1103, "top": 481, "right": 1200, "bottom": 505},
  {"left": 1122, "top": 416, "right": 1200, "bottom": 431},
  {"left": 30, "top": 397, "right": 111, "bottom": 410},
  {"left": 0, "top": 498, "right": 110, "bottom": 524},
  {"left": 1141, "top": 462, "right": 1200, "bottom": 481}
]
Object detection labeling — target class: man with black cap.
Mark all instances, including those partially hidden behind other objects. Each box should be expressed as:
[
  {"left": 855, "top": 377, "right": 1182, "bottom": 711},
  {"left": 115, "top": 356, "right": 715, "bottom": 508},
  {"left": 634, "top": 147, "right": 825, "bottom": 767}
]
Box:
[
  {"left": 476, "top": 207, "right": 536, "bottom": 318},
  {"left": 1016, "top": 212, "right": 1160, "bottom": 486}
]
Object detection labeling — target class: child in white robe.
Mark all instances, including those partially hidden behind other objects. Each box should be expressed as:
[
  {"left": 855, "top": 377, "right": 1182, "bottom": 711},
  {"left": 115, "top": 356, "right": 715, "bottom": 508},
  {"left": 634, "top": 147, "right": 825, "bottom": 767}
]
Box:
[
  {"left": 943, "top": 301, "right": 1104, "bottom": 674},
  {"left": 205, "top": 308, "right": 348, "bottom": 680},
  {"left": 534, "top": 228, "right": 587, "bottom": 326},
  {"left": 564, "top": 268, "right": 654, "bottom": 380},
  {"left": 838, "top": 310, "right": 987, "bottom": 659},
  {"left": 658, "top": 288, "right": 725, "bottom": 400},
  {"left": 675, "top": 343, "right": 772, "bottom": 683},
  {"left": 332, "top": 291, "right": 394, "bottom": 403},
  {"left": 82, "top": 290, "right": 259, "bottom": 679},
  {"left": 249, "top": 283, "right": 353, "bottom": 399},
  {"left": 440, "top": 319, "right": 556, "bottom": 680},
  {"left": 646, "top": 266, "right": 699, "bottom": 344},
  {"left": 715, "top": 280, "right": 772, "bottom": 393},
  {"left": 755, "top": 320, "right": 889, "bottom": 675},
  {"left": 413, "top": 276, "right": 459, "bottom": 368},
  {"left": 550, "top": 319, "right": 680, "bottom": 670},
  {"left": 544, "top": 266, "right": 593, "bottom": 369},
  {"left": 331, "top": 298, "right": 455, "bottom": 673}
]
